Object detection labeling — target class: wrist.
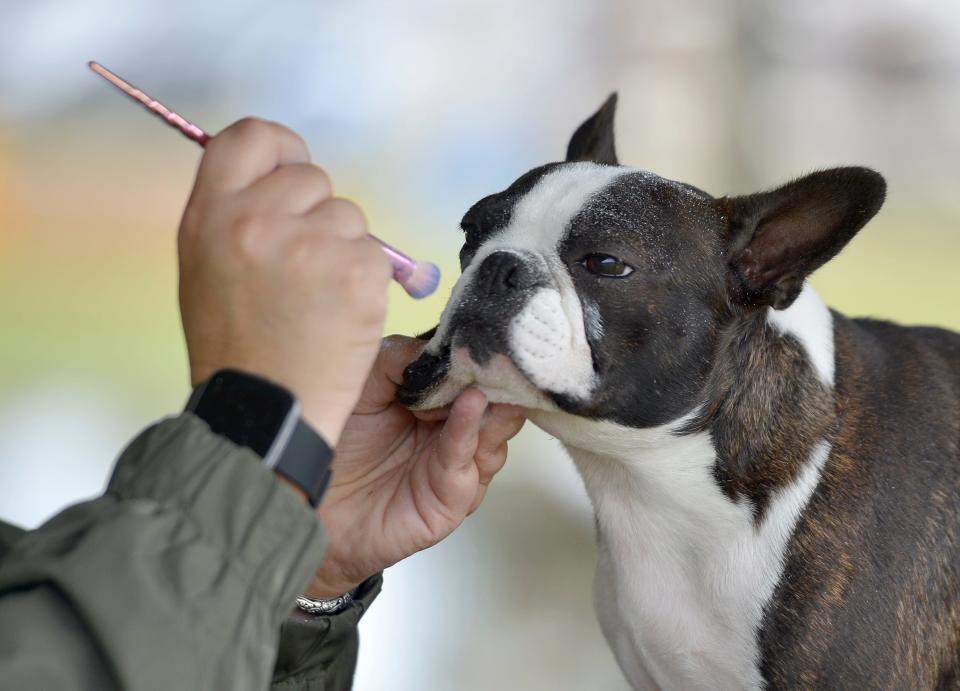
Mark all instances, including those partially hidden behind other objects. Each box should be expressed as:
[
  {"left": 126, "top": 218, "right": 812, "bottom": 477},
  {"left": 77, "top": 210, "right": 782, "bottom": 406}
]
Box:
[
  {"left": 186, "top": 369, "right": 334, "bottom": 506},
  {"left": 275, "top": 472, "right": 308, "bottom": 502},
  {"left": 190, "top": 363, "right": 350, "bottom": 447},
  {"left": 300, "top": 404, "right": 347, "bottom": 449},
  {"left": 304, "top": 561, "right": 364, "bottom": 600}
]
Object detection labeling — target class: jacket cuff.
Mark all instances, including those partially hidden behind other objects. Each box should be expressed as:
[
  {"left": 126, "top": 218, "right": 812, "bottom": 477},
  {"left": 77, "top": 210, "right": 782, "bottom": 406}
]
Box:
[
  {"left": 271, "top": 573, "right": 383, "bottom": 689},
  {"left": 107, "top": 413, "right": 327, "bottom": 619}
]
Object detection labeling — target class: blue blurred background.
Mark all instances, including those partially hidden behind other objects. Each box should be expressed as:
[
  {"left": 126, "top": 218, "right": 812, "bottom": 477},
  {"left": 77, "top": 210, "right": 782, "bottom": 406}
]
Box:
[{"left": 1, "top": 1, "right": 958, "bottom": 688}]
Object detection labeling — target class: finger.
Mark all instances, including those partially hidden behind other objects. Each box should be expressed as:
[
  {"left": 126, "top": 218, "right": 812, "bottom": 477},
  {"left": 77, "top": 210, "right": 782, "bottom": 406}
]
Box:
[
  {"left": 351, "top": 336, "right": 429, "bottom": 415},
  {"left": 475, "top": 404, "right": 525, "bottom": 483},
  {"left": 434, "top": 388, "right": 487, "bottom": 474},
  {"left": 379, "top": 335, "right": 428, "bottom": 386},
  {"left": 426, "top": 388, "right": 487, "bottom": 517},
  {"left": 476, "top": 441, "right": 508, "bottom": 487},
  {"left": 467, "top": 484, "right": 488, "bottom": 515},
  {"left": 302, "top": 196, "right": 368, "bottom": 240},
  {"left": 411, "top": 406, "right": 451, "bottom": 422},
  {"left": 246, "top": 163, "right": 333, "bottom": 215},
  {"left": 199, "top": 118, "right": 310, "bottom": 193}
]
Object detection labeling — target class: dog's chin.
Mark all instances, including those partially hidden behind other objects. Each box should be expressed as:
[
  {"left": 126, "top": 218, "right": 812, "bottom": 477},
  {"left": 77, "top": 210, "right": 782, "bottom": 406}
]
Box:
[{"left": 408, "top": 346, "right": 555, "bottom": 411}]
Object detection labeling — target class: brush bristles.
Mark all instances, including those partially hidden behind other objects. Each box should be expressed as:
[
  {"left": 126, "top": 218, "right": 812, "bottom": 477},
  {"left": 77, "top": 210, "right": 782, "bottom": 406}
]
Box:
[{"left": 401, "top": 261, "right": 441, "bottom": 299}]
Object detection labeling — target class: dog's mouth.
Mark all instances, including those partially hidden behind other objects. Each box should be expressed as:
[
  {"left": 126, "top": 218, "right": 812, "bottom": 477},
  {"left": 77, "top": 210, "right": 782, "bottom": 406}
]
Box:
[
  {"left": 397, "top": 340, "right": 550, "bottom": 411},
  {"left": 451, "top": 346, "right": 542, "bottom": 402},
  {"left": 398, "top": 281, "right": 597, "bottom": 413}
]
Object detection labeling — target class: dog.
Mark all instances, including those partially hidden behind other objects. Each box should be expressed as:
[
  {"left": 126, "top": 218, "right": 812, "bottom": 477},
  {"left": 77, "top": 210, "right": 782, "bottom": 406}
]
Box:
[{"left": 396, "top": 94, "right": 960, "bottom": 690}]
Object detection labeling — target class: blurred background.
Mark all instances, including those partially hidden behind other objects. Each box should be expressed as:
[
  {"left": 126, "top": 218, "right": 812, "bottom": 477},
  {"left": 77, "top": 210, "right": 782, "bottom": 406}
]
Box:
[{"left": 1, "top": 0, "right": 958, "bottom": 688}]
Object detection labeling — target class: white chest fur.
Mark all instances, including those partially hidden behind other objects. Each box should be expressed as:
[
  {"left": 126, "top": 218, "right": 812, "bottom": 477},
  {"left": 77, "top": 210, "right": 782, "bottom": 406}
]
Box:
[
  {"left": 528, "top": 286, "right": 835, "bottom": 691},
  {"left": 558, "top": 429, "right": 828, "bottom": 690}
]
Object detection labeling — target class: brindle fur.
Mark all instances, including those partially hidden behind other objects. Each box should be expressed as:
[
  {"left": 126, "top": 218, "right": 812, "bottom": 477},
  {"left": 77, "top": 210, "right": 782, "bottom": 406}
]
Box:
[
  {"left": 683, "top": 311, "right": 838, "bottom": 523},
  {"left": 758, "top": 316, "right": 960, "bottom": 689}
]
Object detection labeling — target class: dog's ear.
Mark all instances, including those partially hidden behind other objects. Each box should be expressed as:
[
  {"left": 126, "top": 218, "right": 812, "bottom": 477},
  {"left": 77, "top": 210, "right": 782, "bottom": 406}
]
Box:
[
  {"left": 566, "top": 93, "right": 618, "bottom": 165},
  {"left": 724, "top": 167, "right": 886, "bottom": 310}
]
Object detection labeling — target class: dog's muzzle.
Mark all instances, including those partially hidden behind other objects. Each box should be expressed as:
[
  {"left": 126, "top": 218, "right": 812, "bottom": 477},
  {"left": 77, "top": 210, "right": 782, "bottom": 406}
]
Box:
[{"left": 397, "top": 251, "right": 550, "bottom": 408}]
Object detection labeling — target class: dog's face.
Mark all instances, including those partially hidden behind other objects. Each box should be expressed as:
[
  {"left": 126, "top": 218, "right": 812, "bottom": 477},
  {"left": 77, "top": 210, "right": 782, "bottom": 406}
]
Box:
[
  {"left": 398, "top": 94, "right": 886, "bottom": 429},
  {"left": 401, "top": 160, "right": 726, "bottom": 428}
]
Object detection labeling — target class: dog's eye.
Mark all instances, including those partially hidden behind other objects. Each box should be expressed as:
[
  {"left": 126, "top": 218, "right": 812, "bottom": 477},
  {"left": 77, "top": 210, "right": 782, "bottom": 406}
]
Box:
[
  {"left": 461, "top": 221, "right": 481, "bottom": 244},
  {"left": 580, "top": 254, "right": 634, "bottom": 278}
]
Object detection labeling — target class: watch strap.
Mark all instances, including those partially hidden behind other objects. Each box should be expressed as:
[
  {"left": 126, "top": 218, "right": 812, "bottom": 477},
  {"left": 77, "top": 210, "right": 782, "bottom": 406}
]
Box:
[
  {"left": 185, "top": 369, "right": 334, "bottom": 507},
  {"left": 270, "top": 418, "right": 333, "bottom": 507}
]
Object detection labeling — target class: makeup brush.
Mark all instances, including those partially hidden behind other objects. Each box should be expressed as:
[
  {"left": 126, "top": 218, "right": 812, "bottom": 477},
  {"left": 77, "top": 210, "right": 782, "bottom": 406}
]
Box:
[{"left": 87, "top": 61, "right": 441, "bottom": 299}]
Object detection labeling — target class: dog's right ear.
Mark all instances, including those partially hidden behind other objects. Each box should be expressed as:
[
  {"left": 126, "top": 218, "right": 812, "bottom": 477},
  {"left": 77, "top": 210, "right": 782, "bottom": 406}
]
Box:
[{"left": 566, "top": 93, "right": 618, "bottom": 165}]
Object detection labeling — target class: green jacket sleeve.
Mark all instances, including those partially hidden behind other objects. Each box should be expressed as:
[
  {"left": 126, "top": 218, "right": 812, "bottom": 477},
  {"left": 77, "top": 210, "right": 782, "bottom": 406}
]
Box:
[
  {"left": 270, "top": 574, "right": 382, "bottom": 690},
  {"left": 0, "top": 413, "right": 376, "bottom": 691}
]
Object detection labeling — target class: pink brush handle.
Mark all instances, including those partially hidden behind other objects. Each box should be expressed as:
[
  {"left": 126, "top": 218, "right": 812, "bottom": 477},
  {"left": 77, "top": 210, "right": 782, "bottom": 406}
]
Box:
[
  {"left": 89, "top": 62, "right": 209, "bottom": 146},
  {"left": 88, "top": 61, "right": 436, "bottom": 297}
]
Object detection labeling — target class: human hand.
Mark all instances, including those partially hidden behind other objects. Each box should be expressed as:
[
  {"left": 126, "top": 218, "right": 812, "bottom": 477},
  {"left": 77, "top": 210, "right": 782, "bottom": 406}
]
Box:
[
  {"left": 306, "top": 336, "right": 526, "bottom": 598},
  {"left": 177, "top": 118, "right": 392, "bottom": 445}
]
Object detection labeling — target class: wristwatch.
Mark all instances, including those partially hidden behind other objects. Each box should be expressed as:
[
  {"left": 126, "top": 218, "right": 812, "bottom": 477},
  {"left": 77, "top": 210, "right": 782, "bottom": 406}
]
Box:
[{"left": 185, "top": 369, "right": 333, "bottom": 506}]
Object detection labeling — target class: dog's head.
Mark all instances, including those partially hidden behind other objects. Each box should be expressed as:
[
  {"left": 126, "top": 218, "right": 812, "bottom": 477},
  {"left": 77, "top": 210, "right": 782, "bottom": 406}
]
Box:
[{"left": 398, "top": 94, "right": 886, "bottom": 430}]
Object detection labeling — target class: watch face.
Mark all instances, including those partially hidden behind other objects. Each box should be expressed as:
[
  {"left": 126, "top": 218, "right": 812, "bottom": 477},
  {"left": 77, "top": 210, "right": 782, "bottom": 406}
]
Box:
[{"left": 191, "top": 371, "right": 296, "bottom": 458}]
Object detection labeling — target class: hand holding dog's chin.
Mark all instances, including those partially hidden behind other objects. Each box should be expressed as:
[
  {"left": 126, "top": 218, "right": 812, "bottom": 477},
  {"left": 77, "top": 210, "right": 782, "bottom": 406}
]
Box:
[{"left": 305, "top": 336, "right": 526, "bottom": 599}]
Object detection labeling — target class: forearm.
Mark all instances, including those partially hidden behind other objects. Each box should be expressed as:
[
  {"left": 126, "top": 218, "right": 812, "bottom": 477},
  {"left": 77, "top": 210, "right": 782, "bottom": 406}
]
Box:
[{"left": 0, "top": 414, "right": 327, "bottom": 691}]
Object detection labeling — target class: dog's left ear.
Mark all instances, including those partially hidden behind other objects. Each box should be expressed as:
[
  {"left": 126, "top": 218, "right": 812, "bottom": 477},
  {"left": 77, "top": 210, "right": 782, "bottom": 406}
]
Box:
[
  {"left": 724, "top": 167, "right": 886, "bottom": 310},
  {"left": 566, "top": 93, "right": 618, "bottom": 165}
]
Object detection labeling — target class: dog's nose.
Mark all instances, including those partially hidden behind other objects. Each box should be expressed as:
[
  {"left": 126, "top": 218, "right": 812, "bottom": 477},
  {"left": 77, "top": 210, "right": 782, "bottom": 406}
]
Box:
[{"left": 475, "top": 251, "right": 536, "bottom": 296}]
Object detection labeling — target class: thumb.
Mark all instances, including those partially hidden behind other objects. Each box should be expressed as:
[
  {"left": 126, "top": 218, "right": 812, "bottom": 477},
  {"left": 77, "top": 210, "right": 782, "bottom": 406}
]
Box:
[
  {"left": 352, "top": 335, "right": 426, "bottom": 414},
  {"left": 426, "top": 388, "right": 488, "bottom": 515},
  {"left": 379, "top": 335, "right": 427, "bottom": 386}
]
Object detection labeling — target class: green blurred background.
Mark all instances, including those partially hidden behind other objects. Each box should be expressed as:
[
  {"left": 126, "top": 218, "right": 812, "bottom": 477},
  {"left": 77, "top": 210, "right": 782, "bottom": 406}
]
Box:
[{"left": 1, "top": 1, "right": 958, "bottom": 689}]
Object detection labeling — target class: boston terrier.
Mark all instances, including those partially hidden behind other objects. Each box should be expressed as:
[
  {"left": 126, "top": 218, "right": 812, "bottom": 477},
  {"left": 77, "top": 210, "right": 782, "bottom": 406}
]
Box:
[{"left": 397, "top": 94, "right": 960, "bottom": 689}]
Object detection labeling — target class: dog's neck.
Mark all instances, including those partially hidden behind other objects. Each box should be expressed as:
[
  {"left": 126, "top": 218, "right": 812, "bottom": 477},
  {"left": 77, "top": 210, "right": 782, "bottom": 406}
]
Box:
[
  {"left": 533, "top": 283, "right": 837, "bottom": 501},
  {"left": 529, "top": 283, "right": 838, "bottom": 689}
]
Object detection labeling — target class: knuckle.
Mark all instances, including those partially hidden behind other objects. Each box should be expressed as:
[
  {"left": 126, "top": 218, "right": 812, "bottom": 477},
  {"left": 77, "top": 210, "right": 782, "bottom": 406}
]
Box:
[
  {"left": 328, "top": 197, "right": 368, "bottom": 236},
  {"left": 343, "top": 256, "right": 371, "bottom": 290},
  {"left": 232, "top": 214, "right": 267, "bottom": 258},
  {"left": 219, "top": 118, "right": 307, "bottom": 155},
  {"left": 220, "top": 117, "right": 270, "bottom": 145},
  {"left": 304, "top": 164, "right": 332, "bottom": 197},
  {"left": 236, "top": 116, "right": 271, "bottom": 138},
  {"left": 290, "top": 232, "right": 323, "bottom": 269},
  {"left": 264, "top": 121, "right": 309, "bottom": 159},
  {"left": 286, "top": 163, "right": 332, "bottom": 201},
  {"left": 281, "top": 126, "right": 309, "bottom": 154},
  {"left": 206, "top": 118, "right": 270, "bottom": 161}
]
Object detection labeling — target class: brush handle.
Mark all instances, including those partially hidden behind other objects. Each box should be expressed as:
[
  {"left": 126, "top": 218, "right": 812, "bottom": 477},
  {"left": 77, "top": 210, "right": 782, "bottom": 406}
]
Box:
[
  {"left": 88, "top": 61, "right": 439, "bottom": 298},
  {"left": 89, "top": 62, "right": 209, "bottom": 146}
]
